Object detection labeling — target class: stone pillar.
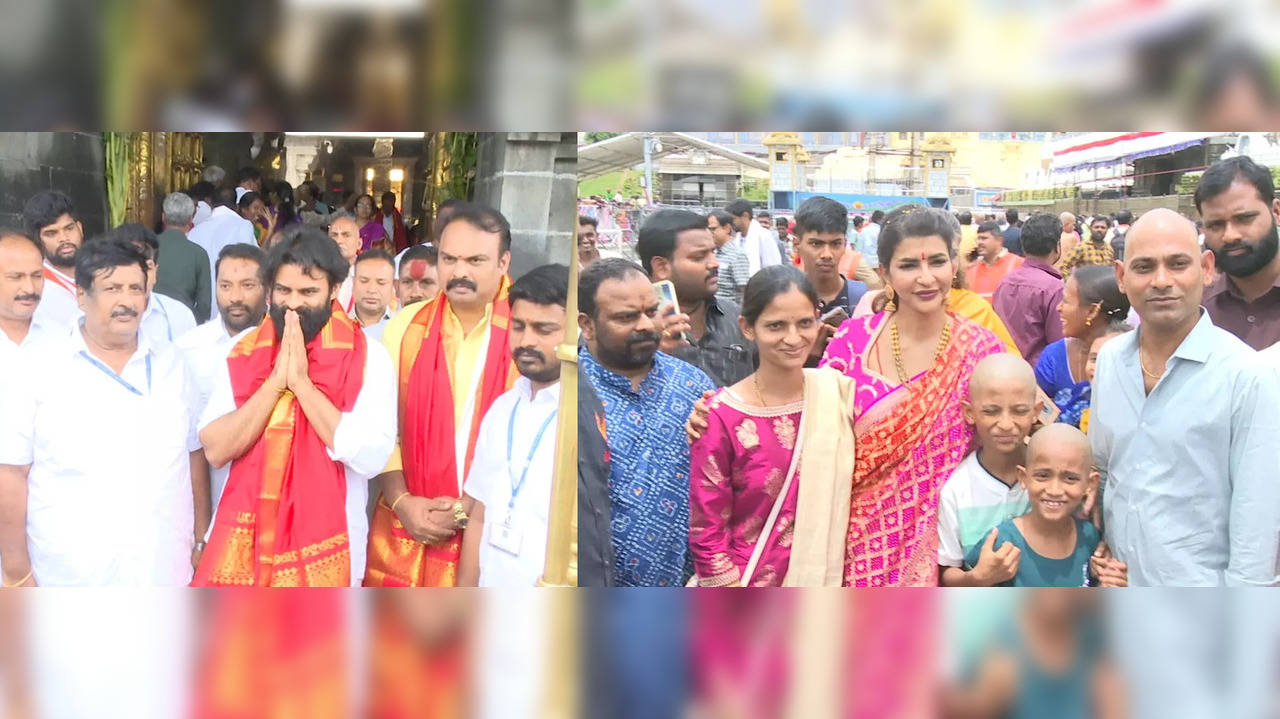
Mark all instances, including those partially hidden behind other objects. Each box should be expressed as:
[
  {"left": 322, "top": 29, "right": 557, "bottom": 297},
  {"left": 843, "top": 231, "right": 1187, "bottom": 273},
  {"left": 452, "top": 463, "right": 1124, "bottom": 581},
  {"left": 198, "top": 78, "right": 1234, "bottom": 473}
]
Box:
[{"left": 473, "top": 132, "right": 576, "bottom": 278}]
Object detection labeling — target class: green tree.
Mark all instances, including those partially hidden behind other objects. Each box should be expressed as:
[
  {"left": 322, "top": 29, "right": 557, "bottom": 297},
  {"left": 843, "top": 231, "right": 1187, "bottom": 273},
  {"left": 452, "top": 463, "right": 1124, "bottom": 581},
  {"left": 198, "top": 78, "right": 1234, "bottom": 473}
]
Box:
[{"left": 584, "top": 132, "right": 622, "bottom": 144}]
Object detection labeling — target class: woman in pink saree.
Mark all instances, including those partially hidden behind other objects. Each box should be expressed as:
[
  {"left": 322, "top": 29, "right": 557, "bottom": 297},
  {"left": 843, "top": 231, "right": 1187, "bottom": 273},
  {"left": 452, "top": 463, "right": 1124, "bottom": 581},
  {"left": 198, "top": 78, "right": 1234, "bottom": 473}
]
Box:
[
  {"left": 689, "top": 266, "right": 855, "bottom": 587},
  {"left": 820, "top": 206, "right": 1005, "bottom": 586}
]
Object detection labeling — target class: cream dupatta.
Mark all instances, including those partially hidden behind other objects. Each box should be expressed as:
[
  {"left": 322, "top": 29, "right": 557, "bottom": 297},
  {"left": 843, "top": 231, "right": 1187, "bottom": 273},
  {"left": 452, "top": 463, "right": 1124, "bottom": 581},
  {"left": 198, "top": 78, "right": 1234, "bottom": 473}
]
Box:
[{"left": 781, "top": 367, "right": 856, "bottom": 587}]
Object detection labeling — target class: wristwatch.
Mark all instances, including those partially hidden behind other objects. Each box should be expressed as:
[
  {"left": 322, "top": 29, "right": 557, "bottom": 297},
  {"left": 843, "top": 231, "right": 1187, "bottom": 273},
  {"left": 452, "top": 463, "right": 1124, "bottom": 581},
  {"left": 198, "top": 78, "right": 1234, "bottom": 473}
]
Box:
[
  {"left": 452, "top": 499, "right": 469, "bottom": 530},
  {"left": 193, "top": 540, "right": 207, "bottom": 553}
]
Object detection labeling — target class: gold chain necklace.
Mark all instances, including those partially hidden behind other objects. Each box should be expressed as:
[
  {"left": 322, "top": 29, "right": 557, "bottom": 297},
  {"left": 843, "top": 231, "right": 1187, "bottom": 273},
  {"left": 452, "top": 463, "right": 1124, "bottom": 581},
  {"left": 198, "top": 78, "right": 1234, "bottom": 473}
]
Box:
[
  {"left": 890, "top": 314, "right": 952, "bottom": 385},
  {"left": 753, "top": 371, "right": 803, "bottom": 406},
  {"left": 1138, "top": 346, "right": 1165, "bottom": 379}
]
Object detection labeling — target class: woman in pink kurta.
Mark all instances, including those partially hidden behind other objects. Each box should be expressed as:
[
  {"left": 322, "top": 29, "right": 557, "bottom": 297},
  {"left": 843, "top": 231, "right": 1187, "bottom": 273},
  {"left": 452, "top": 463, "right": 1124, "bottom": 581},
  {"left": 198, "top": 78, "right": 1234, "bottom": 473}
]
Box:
[{"left": 690, "top": 388, "right": 803, "bottom": 586}]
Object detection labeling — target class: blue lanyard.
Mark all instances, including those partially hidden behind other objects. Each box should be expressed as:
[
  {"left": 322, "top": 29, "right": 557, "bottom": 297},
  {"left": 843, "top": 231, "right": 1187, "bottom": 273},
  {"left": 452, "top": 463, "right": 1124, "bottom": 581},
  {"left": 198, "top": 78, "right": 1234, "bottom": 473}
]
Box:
[
  {"left": 79, "top": 350, "right": 151, "bottom": 396},
  {"left": 506, "top": 398, "right": 558, "bottom": 511}
]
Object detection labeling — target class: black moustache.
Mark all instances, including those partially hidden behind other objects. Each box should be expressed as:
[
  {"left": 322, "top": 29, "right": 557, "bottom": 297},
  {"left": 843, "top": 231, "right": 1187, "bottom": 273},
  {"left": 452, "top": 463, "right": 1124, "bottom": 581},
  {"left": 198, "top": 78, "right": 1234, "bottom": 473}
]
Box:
[
  {"left": 628, "top": 332, "right": 660, "bottom": 345},
  {"left": 14, "top": 294, "right": 39, "bottom": 302},
  {"left": 447, "top": 279, "right": 477, "bottom": 291},
  {"left": 513, "top": 349, "right": 545, "bottom": 362},
  {"left": 111, "top": 308, "right": 138, "bottom": 318}
]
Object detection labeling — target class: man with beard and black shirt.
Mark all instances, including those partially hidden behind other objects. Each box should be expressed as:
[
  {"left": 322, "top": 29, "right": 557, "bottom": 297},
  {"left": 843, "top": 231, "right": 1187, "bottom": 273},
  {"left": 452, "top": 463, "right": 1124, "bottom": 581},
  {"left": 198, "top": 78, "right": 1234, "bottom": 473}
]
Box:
[
  {"left": 579, "top": 258, "right": 714, "bottom": 586},
  {"left": 176, "top": 243, "right": 270, "bottom": 525},
  {"left": 24, "top": 191, "right": 85, "bottom": 332},
  {"left": 639, "top": 209, "right": 753, "bottom": 387},
  {"left": 193, "top": 227, "right": 396, "bottom": 586},
  {"left": 1197, "top": 156, "right": 1280, "bottom": 350}
]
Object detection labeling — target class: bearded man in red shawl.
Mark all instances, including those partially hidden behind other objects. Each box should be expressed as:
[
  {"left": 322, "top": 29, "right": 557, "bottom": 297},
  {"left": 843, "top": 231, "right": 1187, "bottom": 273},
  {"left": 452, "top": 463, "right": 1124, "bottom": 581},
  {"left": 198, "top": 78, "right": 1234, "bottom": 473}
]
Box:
[{"left": 194, "top": 226, "right": 396, "bottom": 586}]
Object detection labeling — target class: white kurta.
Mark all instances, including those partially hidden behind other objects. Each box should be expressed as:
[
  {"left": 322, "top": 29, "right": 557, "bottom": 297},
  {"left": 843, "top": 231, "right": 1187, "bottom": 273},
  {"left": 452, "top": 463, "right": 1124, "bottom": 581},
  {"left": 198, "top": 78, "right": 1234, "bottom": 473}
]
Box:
[
  {"left": 0, "top": 323, "right": 201, "bottom": 586},
  {"left": 197, "top": 331, "right": 397, "bottom": 586},
  {"left": 463, "top": 377, "right": 560, "bottom": 587},
  {"left": 175, "top": 318, "right": 254, "bottom": 522}
]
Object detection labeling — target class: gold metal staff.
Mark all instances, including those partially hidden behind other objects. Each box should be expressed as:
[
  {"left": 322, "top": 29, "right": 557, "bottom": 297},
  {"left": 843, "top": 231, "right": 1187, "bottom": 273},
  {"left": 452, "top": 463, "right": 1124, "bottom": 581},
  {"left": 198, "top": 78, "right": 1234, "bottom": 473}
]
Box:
[
  {"left": 540, "top": 220, "right": 578, "bottom": 588},
  {"left": 538, "top": 215, "right": 578, "bottom": 719}
]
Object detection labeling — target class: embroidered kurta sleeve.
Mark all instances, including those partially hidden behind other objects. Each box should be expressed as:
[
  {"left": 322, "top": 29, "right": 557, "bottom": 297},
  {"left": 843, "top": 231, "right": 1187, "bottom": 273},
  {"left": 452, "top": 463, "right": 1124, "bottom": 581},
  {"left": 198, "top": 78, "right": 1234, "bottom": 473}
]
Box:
[
  {"left": 326, "top": 341, "right": 397, "bottom": 479},
  {"left": 688, "top": 407, "right": 741, "bottom": 586}
]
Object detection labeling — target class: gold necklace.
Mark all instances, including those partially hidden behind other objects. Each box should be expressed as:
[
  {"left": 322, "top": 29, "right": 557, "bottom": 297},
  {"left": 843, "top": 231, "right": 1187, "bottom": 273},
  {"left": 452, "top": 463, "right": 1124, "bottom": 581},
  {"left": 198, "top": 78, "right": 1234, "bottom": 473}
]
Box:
[
  {"left": 752, "top": 371, "right": 802, "bottom": 406},
  {"left": 1138, "top": 346, "right": 1165, "bottom": 379},
  {"left": 890, "top": 314, "right": 952, "bottom": 385}
]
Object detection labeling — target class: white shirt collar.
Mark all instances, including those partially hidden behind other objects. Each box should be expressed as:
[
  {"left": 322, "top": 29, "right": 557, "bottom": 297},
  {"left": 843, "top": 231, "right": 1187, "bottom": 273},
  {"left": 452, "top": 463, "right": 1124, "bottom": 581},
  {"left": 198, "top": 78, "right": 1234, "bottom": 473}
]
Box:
[
  {"left": 68, "top": 317, "right": 154, "bottom": 362},
  {"left": 515, "top": 374, "right": 561, "bottom": 405}
]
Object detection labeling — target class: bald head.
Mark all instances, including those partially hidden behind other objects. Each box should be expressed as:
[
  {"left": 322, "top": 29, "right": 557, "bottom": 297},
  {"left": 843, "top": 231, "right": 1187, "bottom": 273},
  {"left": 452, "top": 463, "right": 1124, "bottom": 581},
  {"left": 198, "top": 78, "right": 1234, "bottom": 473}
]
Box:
[
  {"left": 1026, "top": 423, "right": 1092, "bottom": 472},
  {"left": 1059, "top": 212, "right": 1075, "bottom": 229},
  {"left": 328, "top": 215, "right": 361, "bottom": 263},
  {"left": 1124, "top": 208, "right": 1199, "bottom": 260},
  {"left": 968, "top": 353, "right": 1037, "bottom": 400}
]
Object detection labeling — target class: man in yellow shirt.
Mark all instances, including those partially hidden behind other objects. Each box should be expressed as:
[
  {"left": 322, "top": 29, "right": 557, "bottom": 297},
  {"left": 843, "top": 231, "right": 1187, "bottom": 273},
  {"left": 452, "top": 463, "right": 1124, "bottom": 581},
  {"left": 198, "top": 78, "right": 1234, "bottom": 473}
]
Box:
[{"left": 363, "top": 203, "right": 520, "bottom": 586}]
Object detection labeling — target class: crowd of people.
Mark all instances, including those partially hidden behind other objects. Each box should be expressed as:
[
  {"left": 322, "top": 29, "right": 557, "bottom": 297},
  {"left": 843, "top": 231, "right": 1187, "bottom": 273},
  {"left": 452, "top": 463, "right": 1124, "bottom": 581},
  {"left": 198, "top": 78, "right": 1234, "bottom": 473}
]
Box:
[
  {"left": 0, "top": 166, "right": 570, "bottom": 587},
  {"left": 577, "top": 154, "right": 1280, "bottom": 588}
]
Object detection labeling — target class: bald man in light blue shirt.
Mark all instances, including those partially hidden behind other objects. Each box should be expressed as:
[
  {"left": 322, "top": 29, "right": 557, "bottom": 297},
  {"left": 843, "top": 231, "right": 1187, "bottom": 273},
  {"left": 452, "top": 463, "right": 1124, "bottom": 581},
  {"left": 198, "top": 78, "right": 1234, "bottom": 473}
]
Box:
[{"left": 1091, "top": 208, "right": 1280, "bottom": 586}]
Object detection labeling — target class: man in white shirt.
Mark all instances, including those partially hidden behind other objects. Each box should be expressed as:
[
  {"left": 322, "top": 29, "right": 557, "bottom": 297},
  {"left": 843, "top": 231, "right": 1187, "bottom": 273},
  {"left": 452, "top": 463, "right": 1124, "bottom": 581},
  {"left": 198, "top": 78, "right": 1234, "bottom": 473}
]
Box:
[
  {"left": 234, "top": 166, "right": 262, "bottom": 203},
  {"left": 458, "top": 263, "right": 567, "bottom": 587},
  {"left": 1092, "top": 208, "right": 1280, "bottom": 586},
  {"left": 725, "top": 198, "right": 782, "bottom": 277},
  {"left": 0, "top": 239, "right": 203, "bottom": 586},
  {"left": 107, "top": 224, "right": 198, "bottom": 344},
  {"left": 175, "top": 243, "right": 268, "bottom": 525},
  {"left": 352, "top": 248, "right": 396, "bottom": 342},
  {"left": 24, "top": 190, "right": 85, "bottom": 333},
  {"left": 194, "top": 227, "right": 395, "bottom": 586},
  {"left": 329, "top": 213, "right": 362, "bottom": 313},
  {"left": 0, "top": 230, "right": 52, "bottom": 371},
  {"left": 189, "top": 186, "right": 257, "bottom": 320}
]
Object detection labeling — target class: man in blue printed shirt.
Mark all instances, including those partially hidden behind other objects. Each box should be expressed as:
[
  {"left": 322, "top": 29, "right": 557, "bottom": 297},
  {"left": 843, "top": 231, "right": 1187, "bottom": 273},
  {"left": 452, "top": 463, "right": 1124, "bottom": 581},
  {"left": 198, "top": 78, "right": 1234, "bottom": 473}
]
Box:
[{"left": 579, "top": 258, "right": 715, "bottom": 586}]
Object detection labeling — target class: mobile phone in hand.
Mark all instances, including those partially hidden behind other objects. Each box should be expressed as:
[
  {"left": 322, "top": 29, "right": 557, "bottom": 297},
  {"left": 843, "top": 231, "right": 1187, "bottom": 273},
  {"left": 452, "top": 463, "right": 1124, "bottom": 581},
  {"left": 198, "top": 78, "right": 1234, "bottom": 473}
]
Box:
[
  {"left": 819, "top": 305, "right": 849, "bottom": 327},
  {"left": 652, "top": 280, "right": 686, "bottom": 342}
]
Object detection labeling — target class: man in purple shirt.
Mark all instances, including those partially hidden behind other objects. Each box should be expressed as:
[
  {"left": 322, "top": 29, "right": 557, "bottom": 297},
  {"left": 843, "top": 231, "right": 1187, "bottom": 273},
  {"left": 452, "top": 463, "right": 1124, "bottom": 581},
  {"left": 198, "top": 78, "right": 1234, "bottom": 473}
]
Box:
[{"left": 992, "top": 212, "right": 1065, "bottom": 365}]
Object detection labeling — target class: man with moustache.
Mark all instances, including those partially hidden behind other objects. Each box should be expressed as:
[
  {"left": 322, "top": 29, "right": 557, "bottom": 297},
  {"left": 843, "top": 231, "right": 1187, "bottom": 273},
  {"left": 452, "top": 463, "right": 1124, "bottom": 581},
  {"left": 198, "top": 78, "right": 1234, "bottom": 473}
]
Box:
[
  {"left": 364, "top": 203, "right": 522, "bottom": 587},
  {"left": 1196, "top": 156, "right": 1280, "bottom": 350},
  {"left": 579, "top": 258, "right": 715, "bottom": 586},
  {"left": 0, "top": 239, "right": 203, "bottom": 586},
  {"left": 0, "top": 230, "right": 50, "bottom": 371},
  {"left": 456, "top": 264, "right": 569, "bottom": 587},
  {"left": 1090, "top": 208, "right": 1280, "bottom": 586},
  {"left": 176, "top": 244, "right": 269, "bottom": 530},
  {"left": 1058, "top": 214, "right": 1116, "bottom": 275},
  {"left": 639, "top": 209, "right": 753, "bottom": 387},
  {"left": 24, "top": 191, "right": 85, "bottom": 332},
  {"left": 193, "top": 227, "right": 396, "bottom": 586},
  {"left": 105, "top": 224, "right": 199, "bottom": 345}
]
